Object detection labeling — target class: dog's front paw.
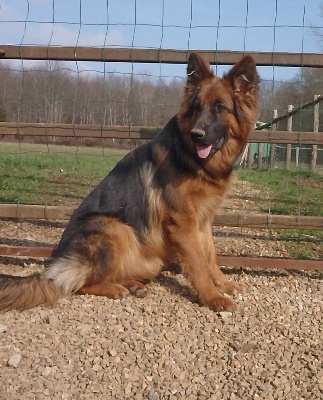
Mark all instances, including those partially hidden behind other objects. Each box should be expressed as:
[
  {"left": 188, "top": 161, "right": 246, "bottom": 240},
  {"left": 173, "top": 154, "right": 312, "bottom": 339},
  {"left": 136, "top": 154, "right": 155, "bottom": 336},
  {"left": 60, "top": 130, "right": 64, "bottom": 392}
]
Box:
[
  {"left": 206, "top": 295, "right": 237, "bottom": 312},
  {"left": 220, "top": 281, "right": 247, "bottom": 296},
  {"left": 111, "top": 285, "right": 130, "bottom": 299}
]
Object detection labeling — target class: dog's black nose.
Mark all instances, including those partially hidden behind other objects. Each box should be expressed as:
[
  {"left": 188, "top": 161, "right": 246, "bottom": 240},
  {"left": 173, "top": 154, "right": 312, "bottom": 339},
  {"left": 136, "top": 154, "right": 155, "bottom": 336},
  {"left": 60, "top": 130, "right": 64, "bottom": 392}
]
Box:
[{"left": 191, "top": 128, "right": 205, "bottom": 141}]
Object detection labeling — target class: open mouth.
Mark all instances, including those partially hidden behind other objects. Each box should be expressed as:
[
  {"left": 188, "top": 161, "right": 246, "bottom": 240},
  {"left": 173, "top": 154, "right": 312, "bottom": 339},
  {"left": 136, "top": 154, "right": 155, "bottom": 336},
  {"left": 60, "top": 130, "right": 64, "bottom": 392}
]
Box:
[{"left": 196, "top": 135, "right": 226, "bottom": 159}]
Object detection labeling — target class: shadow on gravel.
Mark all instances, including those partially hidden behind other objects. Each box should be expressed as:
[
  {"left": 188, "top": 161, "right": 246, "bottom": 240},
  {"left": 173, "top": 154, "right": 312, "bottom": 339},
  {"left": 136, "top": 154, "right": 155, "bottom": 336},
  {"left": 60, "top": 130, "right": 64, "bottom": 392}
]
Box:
[
  {"left": 164, "top": 263, "right": 322, "bottom": 280},
  {"left": 1, "top": 218, "right": 67, "bottom": 228},
  {"left": 0, "top": 256, "right": 44, "bottom": 267},
  {"left": 221, "top": 266, "right": 323, "bottom": 280},
  {"left": 0, "top": 237, "right": 55, "bottom": 248},
  {"left": 0, "top": 258, "right": 321, "bottom": 282},
  {"left": 215, "top": 230, "right": 323, "bottom": 243},
  {"left": 156, "top": 272, "right": 200, "bottom": 305}
]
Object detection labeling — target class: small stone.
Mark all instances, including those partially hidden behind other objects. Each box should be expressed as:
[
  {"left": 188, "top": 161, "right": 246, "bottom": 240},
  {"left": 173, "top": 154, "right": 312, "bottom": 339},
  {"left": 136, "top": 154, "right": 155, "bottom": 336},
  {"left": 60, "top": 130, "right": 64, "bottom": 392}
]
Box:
[
  {"left": 219, "top": 311, "right": 232, "bottom": 319},
  {"left": 147, "top": 393, "right": 159, "bottom": 400},
  {"left": 42, "top": 367, "right": 52, "bottom": 377},
  {"left": 108, "top": 349, "right": 117, "bottom": 357},
  {"left": 0, "top": 323, "right": 8, "bottom": 333},
  {"left": 92, "top": 364, "right": 101, "bottom": 372},
  {"left": 240, "top": 341, "right": 258, "bottom": 353},
  {"left": 8, "top": 353, "right": 22, "bottom": 368}
]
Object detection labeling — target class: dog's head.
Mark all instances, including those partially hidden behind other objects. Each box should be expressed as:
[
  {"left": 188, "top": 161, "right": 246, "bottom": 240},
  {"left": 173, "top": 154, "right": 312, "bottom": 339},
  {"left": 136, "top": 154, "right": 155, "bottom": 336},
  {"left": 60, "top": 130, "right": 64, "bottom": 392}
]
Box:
[{"left": 178, "top": 52, "right": 259, "bottom": 162}]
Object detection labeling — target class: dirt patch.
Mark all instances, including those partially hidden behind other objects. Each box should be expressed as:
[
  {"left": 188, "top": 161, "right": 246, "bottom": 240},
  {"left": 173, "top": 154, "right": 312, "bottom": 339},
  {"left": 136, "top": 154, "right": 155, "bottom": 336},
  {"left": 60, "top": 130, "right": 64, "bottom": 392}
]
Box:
[{"left": 301, "top": 180, "right": 323, "bottom": 189}]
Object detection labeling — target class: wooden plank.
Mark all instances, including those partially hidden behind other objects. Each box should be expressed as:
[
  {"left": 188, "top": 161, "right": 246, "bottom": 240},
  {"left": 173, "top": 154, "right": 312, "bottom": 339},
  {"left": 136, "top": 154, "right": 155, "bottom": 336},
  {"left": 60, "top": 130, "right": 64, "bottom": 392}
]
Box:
[
  {"left": 311, "top": 95, "right": 319, "bottom": 170},
  {"left": 0, "top": 245, "right": 54, "bottom": 258},
  {"left": 257, "top": 95, "right": 323, "bottom": 130},
  {"left": 250, "top": 130, "right": 323, "bottom": 145},
  {"left": 1, "top": 45, "right": 323, "bottom": 67},
  {"left": 286, "top": 105, "right": 293, "bottom": 170},
  {"left": 270, "top": 110, "right": 278, "bottom": 168},
  {"left": 0, "top": 122, "right": 323, "bottom": 145},
  {"left": 0, "top": 122, "right": 159, "bottom": 140},
  {"left": 214, "top": 212, "right": 323, "bottom": 230},
  {"left": 0, "top": 245, "right": 321, "bottom": 271},
  {"left": 0, "top": 204, "right": 74, "bottom": 220},
  {"left": 0, "top": 204, "right": 322, "bottom": 230},
  {"left": 217, "top": 256, "right": 323, "bottom": 271}
]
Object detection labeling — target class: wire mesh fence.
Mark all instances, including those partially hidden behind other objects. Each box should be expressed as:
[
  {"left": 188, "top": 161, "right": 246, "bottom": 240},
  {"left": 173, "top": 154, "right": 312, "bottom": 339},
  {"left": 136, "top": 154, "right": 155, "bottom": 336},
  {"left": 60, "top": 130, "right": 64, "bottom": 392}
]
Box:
[{"left": 0, "top": 0, "right": 322, "bottom": 268}]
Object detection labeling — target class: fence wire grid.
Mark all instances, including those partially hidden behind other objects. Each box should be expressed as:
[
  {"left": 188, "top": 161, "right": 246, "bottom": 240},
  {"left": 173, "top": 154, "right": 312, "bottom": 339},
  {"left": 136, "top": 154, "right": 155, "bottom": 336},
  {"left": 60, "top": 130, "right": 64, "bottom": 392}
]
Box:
[{"left": 0, "top": 0, "right": 322, "bottom": 266}]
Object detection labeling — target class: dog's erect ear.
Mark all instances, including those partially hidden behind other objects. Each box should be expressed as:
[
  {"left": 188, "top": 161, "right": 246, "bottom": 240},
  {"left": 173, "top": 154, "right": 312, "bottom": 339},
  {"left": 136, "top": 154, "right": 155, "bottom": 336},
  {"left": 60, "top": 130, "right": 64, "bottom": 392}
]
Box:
[
  {"left": 224, "top": 56, "right": 259, "bottom": 97},
  {"left": 186, "top": 52, "right": 214, "bottom": 86}
]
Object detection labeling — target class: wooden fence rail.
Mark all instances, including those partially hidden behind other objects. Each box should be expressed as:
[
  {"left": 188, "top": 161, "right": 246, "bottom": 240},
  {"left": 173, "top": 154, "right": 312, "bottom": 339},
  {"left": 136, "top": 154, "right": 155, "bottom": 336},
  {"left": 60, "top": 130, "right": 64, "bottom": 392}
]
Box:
[
  {"left": 0, "top": 204, "right": 323, "bottom": 231},
  {"left": 1, "top": 45, "right": 323, "bottom": 67},
  {"left": 0, "top": 243, "right": 322, "bottom": 271},
  {"left": 1, "top": 123, "right": 323, "bottom": 145},
  {"left": 1, "top": 45, "right": 322, "bottom": 270}
]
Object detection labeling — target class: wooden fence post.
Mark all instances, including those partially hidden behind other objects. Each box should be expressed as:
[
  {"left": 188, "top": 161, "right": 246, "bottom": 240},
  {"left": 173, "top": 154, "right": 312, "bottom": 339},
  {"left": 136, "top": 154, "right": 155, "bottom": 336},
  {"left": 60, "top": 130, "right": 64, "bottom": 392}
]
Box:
[
  {"left": 270, "top": 109, "right": 278, "bottom": 168},
  {"left": 247, "top": 143, "right": 253, "bottom": 168},
  {"left": 286, "top": 104, "right": 293, "bottom": 169},
  {"left": 311, "top": 95, "right": 319, "bottom": 170},
  {"left": 258, "top": 143, "right": 263, "bottom": 168},
  {"left": 296, "top": 147, "right": 300, "bottom": 167}
]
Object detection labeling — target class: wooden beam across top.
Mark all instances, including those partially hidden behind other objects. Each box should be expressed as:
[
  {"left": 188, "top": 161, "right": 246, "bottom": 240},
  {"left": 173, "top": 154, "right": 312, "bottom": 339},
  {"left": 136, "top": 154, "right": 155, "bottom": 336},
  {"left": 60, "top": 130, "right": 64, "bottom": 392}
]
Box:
[{"left": 1, "top": 45, "right": 323, "bottom": 68}]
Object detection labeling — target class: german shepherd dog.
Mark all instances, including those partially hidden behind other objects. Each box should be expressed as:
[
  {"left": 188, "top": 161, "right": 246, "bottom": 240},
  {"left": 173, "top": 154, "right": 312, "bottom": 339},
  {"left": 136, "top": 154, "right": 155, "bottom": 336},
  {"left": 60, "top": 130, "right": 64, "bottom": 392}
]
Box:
[{"left": 0, "top": 53, "right": 259, "bottom": 312}]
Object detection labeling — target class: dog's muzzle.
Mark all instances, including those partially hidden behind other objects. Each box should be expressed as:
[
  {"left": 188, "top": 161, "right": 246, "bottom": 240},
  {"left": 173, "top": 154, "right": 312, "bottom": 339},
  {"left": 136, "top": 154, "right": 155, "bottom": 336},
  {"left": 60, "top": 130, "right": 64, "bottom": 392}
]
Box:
[
  {"left": 191, "top": 128, "right": 206, "bottom": 141},
  {"left": 191, "top": 128, "right": 227, "bottom": 159}
]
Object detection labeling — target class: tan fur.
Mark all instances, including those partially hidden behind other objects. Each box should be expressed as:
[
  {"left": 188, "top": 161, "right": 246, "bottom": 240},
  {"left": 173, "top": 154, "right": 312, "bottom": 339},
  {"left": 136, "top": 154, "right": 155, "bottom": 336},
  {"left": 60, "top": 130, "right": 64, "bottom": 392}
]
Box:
[
  {"left": 44, "top": 256, "right": 89, "bottom": 295},
  {"left": 0, "top": 273, "right": 60, "bottom": 311},
  {"left": 0, "top": 53, "right": 259, "bottom": 312}
]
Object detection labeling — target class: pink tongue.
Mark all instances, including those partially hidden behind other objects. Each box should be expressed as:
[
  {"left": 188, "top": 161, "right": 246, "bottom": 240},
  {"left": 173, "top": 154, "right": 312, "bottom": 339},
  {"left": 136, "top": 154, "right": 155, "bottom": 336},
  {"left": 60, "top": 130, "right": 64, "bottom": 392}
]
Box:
[{"left": 197, "top": 144, "right": 212, "bottom": 159}]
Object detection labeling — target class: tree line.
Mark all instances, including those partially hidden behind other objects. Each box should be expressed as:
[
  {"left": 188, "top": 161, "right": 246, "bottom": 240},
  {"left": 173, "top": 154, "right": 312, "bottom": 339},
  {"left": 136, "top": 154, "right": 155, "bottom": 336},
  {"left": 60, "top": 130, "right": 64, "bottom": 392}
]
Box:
[
  {"left": 259, "top": 68, "right": 323, "bottom": 132},
  {"left": 1, "top": 61, "right": 323, "bottom": 133},
  {"left": 0, "top": 61, "right": 184, "bottom": 128}
]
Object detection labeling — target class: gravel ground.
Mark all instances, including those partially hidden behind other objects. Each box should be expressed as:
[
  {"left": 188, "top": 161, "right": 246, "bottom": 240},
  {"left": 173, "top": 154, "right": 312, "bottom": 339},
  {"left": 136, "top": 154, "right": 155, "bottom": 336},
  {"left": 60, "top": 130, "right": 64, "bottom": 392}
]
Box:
[{"left": 0, "top": 183, "right": 322, "bottom": 399}]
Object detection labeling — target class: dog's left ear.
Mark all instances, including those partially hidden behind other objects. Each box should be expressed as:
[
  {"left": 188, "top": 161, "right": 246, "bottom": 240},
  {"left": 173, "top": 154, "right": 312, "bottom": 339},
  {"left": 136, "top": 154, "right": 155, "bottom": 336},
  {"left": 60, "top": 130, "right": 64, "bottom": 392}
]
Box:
[
  {"left": 224, "top": 56, "right": 259, "bottom": 97},
  {"left": 186, "top": 52, "right": 214, "bottom": 86}
]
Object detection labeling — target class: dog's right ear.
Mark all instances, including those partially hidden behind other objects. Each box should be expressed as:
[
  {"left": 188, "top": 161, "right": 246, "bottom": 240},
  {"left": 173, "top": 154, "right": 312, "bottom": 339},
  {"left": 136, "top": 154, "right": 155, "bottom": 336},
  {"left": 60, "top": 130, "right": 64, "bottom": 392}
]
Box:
[{"left": 186, "top": 53, "right": 213, "bottom": 86}]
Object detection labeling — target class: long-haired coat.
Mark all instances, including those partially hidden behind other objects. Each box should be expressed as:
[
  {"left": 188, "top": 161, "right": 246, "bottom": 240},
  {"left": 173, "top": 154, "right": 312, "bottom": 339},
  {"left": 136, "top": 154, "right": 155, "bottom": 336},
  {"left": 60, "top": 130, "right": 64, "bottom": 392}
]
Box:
[{"left": 0, "top": 53, "right": 259, "bottom": 312}]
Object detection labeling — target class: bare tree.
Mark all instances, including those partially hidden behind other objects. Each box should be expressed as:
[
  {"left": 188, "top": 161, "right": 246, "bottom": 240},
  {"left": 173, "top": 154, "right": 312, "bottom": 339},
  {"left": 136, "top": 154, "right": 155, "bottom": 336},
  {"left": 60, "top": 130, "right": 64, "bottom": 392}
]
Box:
[{"left": 0, "top": 61, "right": 182, "bottom": 128}]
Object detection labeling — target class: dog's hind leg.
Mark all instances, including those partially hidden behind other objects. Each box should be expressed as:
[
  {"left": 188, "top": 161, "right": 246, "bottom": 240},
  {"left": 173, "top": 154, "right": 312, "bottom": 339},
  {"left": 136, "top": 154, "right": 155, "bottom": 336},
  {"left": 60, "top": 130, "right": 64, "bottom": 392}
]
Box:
[
  {"left": 76, "top": 283, "right": 129, "bottom": 299},
  {"left": 76, "top": 280, "right": 148, "bottom": 299}
]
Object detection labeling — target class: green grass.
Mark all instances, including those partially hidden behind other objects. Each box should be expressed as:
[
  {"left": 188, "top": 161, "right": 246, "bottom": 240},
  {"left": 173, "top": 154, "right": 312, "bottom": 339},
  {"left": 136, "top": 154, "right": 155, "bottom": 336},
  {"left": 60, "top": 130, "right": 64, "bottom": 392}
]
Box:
[
  {"left": 0, "top": 143, "right": 127, "bottom": 206},
  {"left": 237, "top": 168, "right": 323, "bottom": 217},
  {"left": 2, "top": 144, "right": 322, "bottom": 216},
  {"left": 237, "top": 168, "right": 323, "bottom": 259},
  {"left": 1, "top": 143, "right": 322, "bottom": 260}
]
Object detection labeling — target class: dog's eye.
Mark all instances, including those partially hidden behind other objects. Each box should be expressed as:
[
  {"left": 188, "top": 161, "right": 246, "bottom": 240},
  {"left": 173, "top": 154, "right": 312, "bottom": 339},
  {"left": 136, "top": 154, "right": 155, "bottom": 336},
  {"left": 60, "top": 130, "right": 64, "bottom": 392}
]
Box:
[{"left": 214, "top": 102, "right": 227, "bottom": 113}]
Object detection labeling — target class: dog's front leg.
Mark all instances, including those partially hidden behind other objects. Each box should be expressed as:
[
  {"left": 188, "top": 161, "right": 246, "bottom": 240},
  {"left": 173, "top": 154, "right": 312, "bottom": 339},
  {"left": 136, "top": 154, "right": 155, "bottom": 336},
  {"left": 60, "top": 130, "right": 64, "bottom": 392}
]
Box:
[
  {"left": 200, "top": 224, "right": 247, "bottom": 296},
  {"left": 165, "top": 215, "right": 237, "bottom": 312}
]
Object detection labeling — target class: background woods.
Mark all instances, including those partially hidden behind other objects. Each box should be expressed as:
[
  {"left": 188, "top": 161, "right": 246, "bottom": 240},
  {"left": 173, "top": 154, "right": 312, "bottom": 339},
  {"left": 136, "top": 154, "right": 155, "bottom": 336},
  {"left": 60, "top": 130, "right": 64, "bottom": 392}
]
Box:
[
  {"left": 0, "top": 61, "right": 183, "bottom": 127},
  {"left": 259, "top": 68, "right": 323, "bottom": 132},
  {"left": 1, "top": 61, "right": 323, "bottom": 133}
]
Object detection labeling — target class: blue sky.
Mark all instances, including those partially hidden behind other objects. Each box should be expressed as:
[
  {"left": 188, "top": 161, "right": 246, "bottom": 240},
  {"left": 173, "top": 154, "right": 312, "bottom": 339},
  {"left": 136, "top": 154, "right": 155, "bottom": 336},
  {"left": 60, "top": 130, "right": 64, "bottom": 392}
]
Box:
[{"left": 0, "top": 0, "right": 322, "bottom": 82}]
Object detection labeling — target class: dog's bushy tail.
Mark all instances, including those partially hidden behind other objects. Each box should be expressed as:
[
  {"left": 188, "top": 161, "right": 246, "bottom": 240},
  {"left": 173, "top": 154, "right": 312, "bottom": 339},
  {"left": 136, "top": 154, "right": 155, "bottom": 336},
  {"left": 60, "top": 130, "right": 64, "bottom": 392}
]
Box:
[
  {"left": 0, "top": 273, "right": 61, "bottom": 311},
  {"left": 0, "top": 255, "right": 89, "bottom": 311}
]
